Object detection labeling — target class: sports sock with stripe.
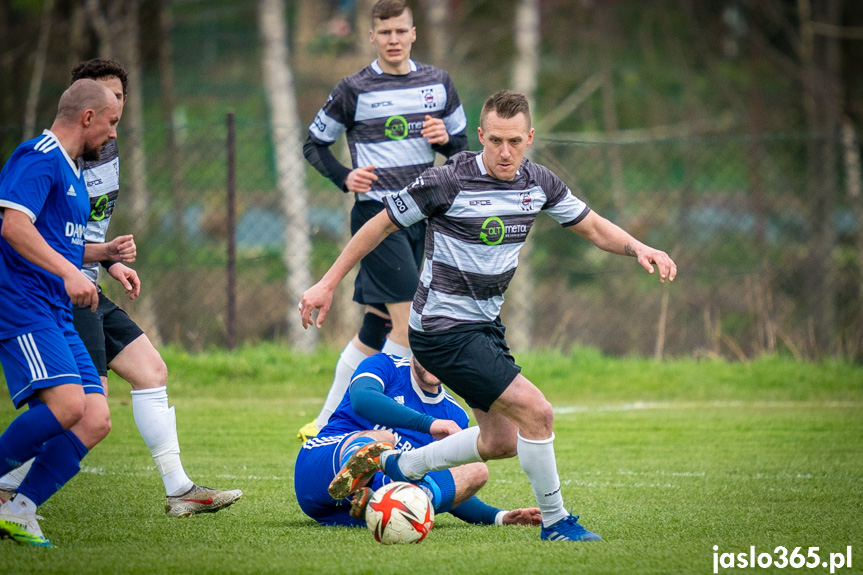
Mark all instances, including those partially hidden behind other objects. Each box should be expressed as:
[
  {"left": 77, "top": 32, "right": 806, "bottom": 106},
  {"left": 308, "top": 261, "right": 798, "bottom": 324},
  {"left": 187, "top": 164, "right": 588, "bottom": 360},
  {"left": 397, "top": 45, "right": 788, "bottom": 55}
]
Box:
[{"left": 17, "top": 429, "right": 88, "bottom": 506}]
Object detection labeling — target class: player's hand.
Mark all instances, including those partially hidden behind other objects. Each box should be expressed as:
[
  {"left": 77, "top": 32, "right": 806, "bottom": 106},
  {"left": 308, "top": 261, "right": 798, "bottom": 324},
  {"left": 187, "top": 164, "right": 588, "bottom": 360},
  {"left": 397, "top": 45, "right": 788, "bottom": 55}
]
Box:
[
  {"left": 345, "top": 166, "right": 378, "bottom": 193},
  {"left": 501, "top": 507, "right": 542, "bottom": 526},
  {"left": 108, "top": 263, "right": 141, "bottom": 300},
  {"left": 421, "top": 115, "right": 449, "bottom": 145},
  {"left": 105, "top": 234, "right": 136, "bottom": 263},
  {"left": 64, "top": 271, "right": 98, "bottom": 312},
  {"left": 299, "top": 281, "right": 334, "bottom": 329},
  {"left": 636, "top": 246, "right": 677, "bottom": 283},
  {"left": 429, "top": 419, "right": 462, "bottom": 439}
]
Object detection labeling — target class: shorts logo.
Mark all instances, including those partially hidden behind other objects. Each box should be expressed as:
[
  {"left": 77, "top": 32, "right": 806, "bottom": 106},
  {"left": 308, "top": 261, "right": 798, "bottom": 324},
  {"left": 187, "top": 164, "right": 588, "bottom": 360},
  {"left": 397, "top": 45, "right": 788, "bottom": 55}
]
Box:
[
  {"left": 480, "top": 216, "right": 505, "bottom": 245},
  {"left": 421, "top": 88, "right": 437, "bottom": 109},
  {"left": 385, "top": 115, "right": 408, "bottom": 140},
  {"left": 518, "top": 191, "right": 534, "bottom": 211},
  {"left": 392, "top": 194, "right": 409, "bottom": 214}
]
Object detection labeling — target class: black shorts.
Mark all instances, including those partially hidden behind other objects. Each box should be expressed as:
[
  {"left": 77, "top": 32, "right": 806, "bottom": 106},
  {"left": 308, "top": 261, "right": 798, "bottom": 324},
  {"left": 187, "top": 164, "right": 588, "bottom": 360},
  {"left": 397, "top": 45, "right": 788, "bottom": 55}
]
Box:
[
  {"left": 350, "top": 200, "right": 425, "bottom": 306},
  {"left": 73, "top": 292, "right": 144, "bottom": 376},
  {"left": 409, "top": 319, "right": 521, "bottom": 412}
]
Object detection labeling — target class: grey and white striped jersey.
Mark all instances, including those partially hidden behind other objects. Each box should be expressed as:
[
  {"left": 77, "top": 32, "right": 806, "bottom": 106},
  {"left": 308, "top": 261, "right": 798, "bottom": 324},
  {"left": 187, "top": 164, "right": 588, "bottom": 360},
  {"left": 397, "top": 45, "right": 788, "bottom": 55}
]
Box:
[
  {"left": 308, "top": 59, "right": 467, "bottom": 203},
  {"left": 383, "top": 151, "right": 591, "bottom": 333},
  {"left": 80, "top": 138, "right": 119, "bottom": 283}
]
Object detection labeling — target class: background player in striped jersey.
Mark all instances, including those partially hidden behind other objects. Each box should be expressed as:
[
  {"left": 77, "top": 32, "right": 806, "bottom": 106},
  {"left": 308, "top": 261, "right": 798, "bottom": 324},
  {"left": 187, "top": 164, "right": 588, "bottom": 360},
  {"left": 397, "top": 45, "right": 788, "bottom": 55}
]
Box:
[
  {"left": 295, "top": 352, "right": 541, "bottom": 528},
  {"left": 0, "top": 59, "right": 242, "bottom": 518},
  {"left": 0, "top": 80, "right": 120, "bottom": 546},
  {"left": 299, "top": 0, "right": 468, "bottom": 441},
  {"left": 299, "top": 90, "right": 677, "bottom": 542}
]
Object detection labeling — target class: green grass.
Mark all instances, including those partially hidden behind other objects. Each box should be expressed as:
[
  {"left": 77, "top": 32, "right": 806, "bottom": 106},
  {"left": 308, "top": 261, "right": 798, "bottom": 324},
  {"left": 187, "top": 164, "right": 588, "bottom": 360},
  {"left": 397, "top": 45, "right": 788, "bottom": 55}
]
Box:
[{"left": 1, "top": 345, "right": 861, "bottom": 574}]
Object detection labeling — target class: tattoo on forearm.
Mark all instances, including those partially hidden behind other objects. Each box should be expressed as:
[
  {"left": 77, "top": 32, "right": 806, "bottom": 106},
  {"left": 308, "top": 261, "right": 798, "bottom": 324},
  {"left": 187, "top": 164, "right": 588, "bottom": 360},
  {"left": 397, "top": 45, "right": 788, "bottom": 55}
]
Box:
[{"left": 624, "top": 243, "right": 636, "bottom": 257}]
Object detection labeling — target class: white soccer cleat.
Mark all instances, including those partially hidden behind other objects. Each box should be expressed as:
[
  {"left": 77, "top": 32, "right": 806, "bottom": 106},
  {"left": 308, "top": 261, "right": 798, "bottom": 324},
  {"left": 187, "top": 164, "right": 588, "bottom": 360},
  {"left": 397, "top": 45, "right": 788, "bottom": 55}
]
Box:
[
  {"left": 165, "top": 485, "right": 243, "bottom": 518},
  {"left": 0, "top": 501, "right": 52, "bottom": 547}
]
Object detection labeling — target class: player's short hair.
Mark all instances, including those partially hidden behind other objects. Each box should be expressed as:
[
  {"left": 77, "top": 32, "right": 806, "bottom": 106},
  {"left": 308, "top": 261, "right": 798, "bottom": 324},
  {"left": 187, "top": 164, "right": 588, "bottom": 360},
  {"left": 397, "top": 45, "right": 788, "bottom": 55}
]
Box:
[
  {"left": 71, "top": 58, "right": 128, "bottom": 99},
  {"left": 56, "top": 79, "right": 113, "bottom": 122},
  {"left": 480, "top": 90, "right": 532, "bottom": 130},
  {"left": 372, "top": 0, "right": 412, "bottom": 24}
]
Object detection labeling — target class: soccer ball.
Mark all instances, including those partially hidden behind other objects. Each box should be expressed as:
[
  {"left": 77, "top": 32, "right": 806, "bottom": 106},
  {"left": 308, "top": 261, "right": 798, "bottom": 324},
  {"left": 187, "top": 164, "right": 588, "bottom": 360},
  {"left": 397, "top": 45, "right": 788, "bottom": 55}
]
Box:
[{"left": 365, "top": 481, "right": 434, "bottom": 544}]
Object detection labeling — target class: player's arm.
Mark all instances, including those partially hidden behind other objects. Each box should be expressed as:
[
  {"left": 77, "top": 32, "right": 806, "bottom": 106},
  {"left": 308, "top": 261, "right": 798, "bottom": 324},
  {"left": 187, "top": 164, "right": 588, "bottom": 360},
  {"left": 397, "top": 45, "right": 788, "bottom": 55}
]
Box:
[
  {"left": 83, "top": 234, "right": 136, "bottom": 263},
  {"left": 449, "top": 496, "right": 541, "bottom": 526},
  {"left": 300, "top": 210, "right": 398, "bottom": 328},
  {"left": 349, "top": 376, "right": 434, "bottom": 432},
  {"left": 570, "top": 210, "right": 677, "bottom": 283},
  {"left": 302, "top": 135, "right": 352, "bottom": 191},
  {"left": 1, "top": 208, "right": 97, "bottom": 310}
]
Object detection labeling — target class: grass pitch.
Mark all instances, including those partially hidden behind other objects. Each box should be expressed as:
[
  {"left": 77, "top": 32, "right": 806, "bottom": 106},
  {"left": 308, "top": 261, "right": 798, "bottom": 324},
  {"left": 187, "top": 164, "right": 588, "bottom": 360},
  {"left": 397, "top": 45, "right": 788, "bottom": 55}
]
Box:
[{"left": 0, "top": 345, "right": 861, "bottom": 574}]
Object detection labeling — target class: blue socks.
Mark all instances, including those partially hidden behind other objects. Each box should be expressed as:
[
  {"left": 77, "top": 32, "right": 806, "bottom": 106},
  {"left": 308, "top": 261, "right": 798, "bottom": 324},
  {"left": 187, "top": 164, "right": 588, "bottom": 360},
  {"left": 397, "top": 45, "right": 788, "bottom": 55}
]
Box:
[
  {"left": 340, "top": 436, "right": 376, "bottom": 468},
  {"left": 417, "top": 470, "right": 456, "bottom": 514},
  {"left": 0, "top": 403, "right": 64, "bottom": 476},
  {"left": 18, "top": 430, "right": 89, "bottom": 507}
]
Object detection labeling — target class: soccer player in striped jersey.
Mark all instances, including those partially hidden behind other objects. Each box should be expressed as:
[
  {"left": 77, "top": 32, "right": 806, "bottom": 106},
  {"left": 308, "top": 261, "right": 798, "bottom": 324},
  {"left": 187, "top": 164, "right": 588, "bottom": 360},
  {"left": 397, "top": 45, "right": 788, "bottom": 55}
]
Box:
[
  {"left": 0, "top": 80, "right": 120, "bottom": 546},
  {"left": 299, "top": 0, "right": 468, "bottom": 442},
  {"left": 0, "top": 59, "right": 242, "bottom": 518},
  {"left": 295, "top": 352, "right": 541, "bottom": 527},
  {"left": 299, "top": 90, "right": 678, "bottom": 542}
]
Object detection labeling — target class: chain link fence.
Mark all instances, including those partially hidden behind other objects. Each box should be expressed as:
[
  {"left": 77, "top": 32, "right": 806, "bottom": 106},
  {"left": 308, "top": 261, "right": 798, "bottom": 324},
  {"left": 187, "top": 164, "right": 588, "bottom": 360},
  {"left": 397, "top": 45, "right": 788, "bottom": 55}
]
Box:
[{"left": 47, "top": 118, "right": 858, "bottom": 361}]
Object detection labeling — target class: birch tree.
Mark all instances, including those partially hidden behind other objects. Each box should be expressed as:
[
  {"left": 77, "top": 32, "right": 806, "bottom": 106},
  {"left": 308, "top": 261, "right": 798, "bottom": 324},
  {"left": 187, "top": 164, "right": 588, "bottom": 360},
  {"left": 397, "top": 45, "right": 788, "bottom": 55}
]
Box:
[{"left": 259, "top": 0, "right": 316, "bottom": 352}]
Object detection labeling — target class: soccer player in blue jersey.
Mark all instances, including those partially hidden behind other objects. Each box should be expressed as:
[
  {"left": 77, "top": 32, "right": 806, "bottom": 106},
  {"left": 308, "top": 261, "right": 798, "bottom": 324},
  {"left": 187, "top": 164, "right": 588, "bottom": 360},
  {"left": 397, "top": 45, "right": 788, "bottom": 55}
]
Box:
[
  {"left": 295, "top": 353, "right": 541, "bottom": 528},
  {"left": 299, "top": 0, "right": 468, "bottom": 441},
  {"left": 299, "top": 90, "right": 678, "bottom": 542},
  {"left": 0, "top": 79, "right": 120, "bottom": 547},
  {"left": 0, "top": 59, "right": 242, "bottom": 518}
]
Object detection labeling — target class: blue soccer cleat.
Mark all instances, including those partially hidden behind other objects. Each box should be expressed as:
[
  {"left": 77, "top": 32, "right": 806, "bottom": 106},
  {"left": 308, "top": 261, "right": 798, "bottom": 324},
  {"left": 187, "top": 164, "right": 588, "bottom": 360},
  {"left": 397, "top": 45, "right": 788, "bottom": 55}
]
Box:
[{"left": 540, "top": 515, "right": 602, "bottom": 542}]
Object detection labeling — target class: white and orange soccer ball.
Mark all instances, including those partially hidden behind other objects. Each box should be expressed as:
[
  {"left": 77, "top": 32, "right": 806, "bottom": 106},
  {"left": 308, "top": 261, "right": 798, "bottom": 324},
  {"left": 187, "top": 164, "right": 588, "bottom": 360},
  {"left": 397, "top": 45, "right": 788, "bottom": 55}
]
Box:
[{"left": 365, "top": 481, "right": 434, "bottom": 544}]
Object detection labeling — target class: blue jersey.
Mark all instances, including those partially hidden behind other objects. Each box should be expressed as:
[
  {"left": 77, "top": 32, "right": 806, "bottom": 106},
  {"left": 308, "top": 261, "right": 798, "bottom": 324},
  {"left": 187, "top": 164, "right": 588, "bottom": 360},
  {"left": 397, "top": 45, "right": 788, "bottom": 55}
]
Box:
[
  {"left": 0, "top": 130, "right": 89, "bottom": 337},
  {"left": 320, "top": 353, "right": 469, "bottom": 452}
]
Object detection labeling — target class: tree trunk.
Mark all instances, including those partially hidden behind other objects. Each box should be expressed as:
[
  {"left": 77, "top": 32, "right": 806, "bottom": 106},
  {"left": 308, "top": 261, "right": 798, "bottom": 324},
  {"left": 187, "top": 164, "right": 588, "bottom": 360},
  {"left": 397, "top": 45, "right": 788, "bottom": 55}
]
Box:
[
  {"left": 595, "top": 3, "right": 626, "bottom": 218},
  {"left": 259, "top": 0, "right": 316, "bottom": 352},
  {"left": 23, "top": 0, "right": 53, "bottom": 140},
  {"left": 423, "top": 0, "right": 449, "bottom": 67},
  {"left": 506, "top": 0, "right": 540, "bottom": 352}
]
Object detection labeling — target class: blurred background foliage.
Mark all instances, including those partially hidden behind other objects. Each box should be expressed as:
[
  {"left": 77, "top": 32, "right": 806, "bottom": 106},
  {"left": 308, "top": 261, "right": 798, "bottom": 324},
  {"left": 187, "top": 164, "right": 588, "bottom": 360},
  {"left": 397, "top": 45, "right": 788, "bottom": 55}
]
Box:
[{"left": 1, "top": 0, "right": 862, "bottom": 362}]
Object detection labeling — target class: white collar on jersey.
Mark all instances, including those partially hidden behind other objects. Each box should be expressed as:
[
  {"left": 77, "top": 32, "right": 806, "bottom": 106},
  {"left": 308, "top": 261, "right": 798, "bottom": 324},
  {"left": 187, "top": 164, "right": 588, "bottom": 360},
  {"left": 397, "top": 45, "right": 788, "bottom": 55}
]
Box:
[
  {"left": 371, "top": 59, "right": 418, "bottom": 75},
  {"left": 41, "top": 130, "right": 80, "bottom": 178},
  {"left": 476, "top": 151, "right": 521, "bottom": 178},
  {"left": 409, "top": 369, "right": 445, "bottom": 404}
]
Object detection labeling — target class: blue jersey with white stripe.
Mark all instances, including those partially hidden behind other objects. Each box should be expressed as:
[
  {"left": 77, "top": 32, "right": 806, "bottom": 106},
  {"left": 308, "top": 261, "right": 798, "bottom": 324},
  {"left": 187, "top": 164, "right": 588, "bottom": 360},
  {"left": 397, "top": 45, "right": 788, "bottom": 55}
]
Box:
[
  {"left": 0, "top": 130, "right": 89, "bottom": 337},
  {"left": 308, "top": 59, "right": 467, "bottom": 204},
  {"left": 319, "top": 353, "right": 469, "bottom": 452}
]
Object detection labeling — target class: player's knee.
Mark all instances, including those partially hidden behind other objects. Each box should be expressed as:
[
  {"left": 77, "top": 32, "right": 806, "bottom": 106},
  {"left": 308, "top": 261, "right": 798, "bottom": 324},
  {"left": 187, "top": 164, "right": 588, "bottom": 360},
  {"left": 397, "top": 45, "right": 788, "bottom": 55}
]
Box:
[
  {"left": 151, "top": 358, "right": 168, "bottom": 388},
  {"left": 357, "top": 312, "right": 393, "bottom": 351},
  {"left": 54, "top": 401, "right": 86, "bottom": 429},
  {"left": 463, "top": 462, "right": 489, "bottom": 489},
  {"left": 77, "top": 406, "right": 112, "bottom": 448}
]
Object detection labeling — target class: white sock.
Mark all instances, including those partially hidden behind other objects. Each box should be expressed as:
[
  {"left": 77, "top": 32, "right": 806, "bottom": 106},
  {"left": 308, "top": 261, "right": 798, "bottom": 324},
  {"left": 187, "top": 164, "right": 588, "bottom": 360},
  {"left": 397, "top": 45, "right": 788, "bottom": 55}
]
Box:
[
  {"left": 131, "top": 386, "right": 194, "bottom": 497},
  {"left": 10, "top": 492, "right": 37, "bottom": 515},
  {"left": 517, "top": 432, "right": 568, "bottom": 527},
  {"left": 315, "top": 341, "right": 369, "bottom": 429},
  {"left": 397, "top": 426, "right": 482, "bottom": 479},
  {"left": 0, "top": 458, "right": 33, "bottom": 490},
  {"left": 382, "top": 338, "right": 412, "bottom": 359}
]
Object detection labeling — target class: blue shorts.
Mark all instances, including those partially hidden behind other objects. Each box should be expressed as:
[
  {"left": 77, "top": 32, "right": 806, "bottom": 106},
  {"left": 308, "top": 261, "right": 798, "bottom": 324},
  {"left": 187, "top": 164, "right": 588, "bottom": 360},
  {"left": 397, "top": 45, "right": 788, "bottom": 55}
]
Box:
[
  {"left": 294, "top": 433, "right": 452, "bottom": 527},
  {"left": 0, "top": 308, "right": 103, "bottom": 408}
]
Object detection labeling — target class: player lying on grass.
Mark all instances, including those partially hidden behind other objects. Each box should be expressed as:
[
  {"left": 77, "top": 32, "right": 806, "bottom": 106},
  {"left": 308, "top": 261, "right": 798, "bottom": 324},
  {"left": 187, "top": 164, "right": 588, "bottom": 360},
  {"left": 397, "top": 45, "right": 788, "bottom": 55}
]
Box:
[{"left": 295, "top": 352, "right": 540, "bottom": 527}]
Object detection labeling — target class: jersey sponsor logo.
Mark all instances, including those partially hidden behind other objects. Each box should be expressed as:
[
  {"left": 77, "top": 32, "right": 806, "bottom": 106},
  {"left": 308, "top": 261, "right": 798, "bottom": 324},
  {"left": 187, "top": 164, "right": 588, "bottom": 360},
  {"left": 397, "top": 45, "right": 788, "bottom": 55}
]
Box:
[
  {"left": 65, "top": 222, "right": 86, "bottom": 246},
  {"left": 420, "top": 88, "right": 437, "bottom": 109},
  {"left": 91, "top": 194, "right": 110, "bottom": 221},
  {"left": 518, "top": 191, "right": 534, "bottom": 211},
  {"left": 67, "top": 185, "right": 77, "bottom": 197},
  {"left": 373, "top": 425, "right": 416, "bottom": 451},
  {"left": 480, "top": 216, "right": 505, "bottom": 245},
  {"left": 385, "top": 115, "right": 409, "bottom": 140},
  {"left": 392, "top": 194, "right": 409, "bottom": 214}
]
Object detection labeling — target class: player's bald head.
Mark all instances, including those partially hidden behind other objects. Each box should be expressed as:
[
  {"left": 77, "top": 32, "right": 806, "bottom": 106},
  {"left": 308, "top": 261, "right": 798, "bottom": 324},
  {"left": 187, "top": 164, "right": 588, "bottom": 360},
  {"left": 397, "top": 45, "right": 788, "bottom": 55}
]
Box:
[{"left": 55, "top": 79, "right": 115, "bottom": 124}]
